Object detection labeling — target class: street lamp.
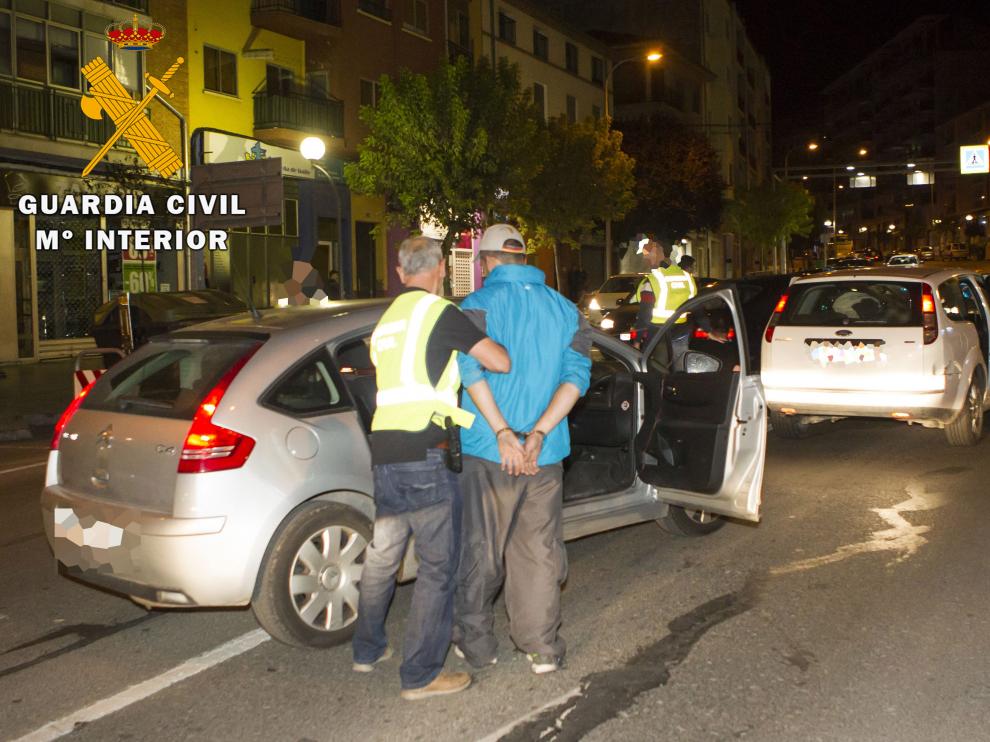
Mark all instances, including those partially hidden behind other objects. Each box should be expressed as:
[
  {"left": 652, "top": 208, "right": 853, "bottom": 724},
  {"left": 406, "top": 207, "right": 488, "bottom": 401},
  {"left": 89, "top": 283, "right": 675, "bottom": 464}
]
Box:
[
  {"left": 602, "top": 49, "right": 661, "bottom": 277},
  {"left": 300, "top": 136, "right": 343, "bottom": 297},
  {"left": 783, "top": 140, "right": 819, "bottom": 179}
]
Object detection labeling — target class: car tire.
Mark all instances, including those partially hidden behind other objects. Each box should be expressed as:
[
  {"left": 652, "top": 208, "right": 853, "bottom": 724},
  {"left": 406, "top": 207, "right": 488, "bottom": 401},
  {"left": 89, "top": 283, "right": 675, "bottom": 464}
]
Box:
[
  {"left": 657, "top": 505, "right": 725, "bottom": 537},
  {"left": 945, "top": 375, "right": 985, "bottom": 447},
  {"left": 769, "top": 410, "right": 812, "bottom": 439},
  {"left": 253, "top": 501, "right": 372, "bottom": 648}
]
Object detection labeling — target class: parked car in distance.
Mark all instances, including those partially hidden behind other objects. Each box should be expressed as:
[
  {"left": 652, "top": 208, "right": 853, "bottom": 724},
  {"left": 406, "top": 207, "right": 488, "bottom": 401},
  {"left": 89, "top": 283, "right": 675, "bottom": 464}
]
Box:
[
  {"left": 761, "top": 268, "right": 990, "bottom": 445},
  {"left": 886, "top": 253, "right": 919, "bottom": 267},
  {"left": 949, "top": 243, "right": 969, "bottom": 260},
  {"left": 918, "top": 246, "right": 936, "bottom": 262},
  {"left": 585, "top": 273, "right": 643, "bottom": 326},
  {"left": 44, "top": 295, "right": 767, "bottom": 648},
  {"left": 826, "top": 257, "right": 875, "bottom": 270},
  {"left": 91, "top": 290, "right": 247, "bottom": 351}
]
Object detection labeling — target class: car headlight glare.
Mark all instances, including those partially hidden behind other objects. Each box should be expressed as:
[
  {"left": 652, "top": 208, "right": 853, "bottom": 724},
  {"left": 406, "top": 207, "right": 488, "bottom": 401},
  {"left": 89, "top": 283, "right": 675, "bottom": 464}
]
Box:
[
  {"left": 589, "top": 298, "right": 601, "bottom": 311},
  {"left": 600, "top": 318, "right": 614, "bottom": 330}
]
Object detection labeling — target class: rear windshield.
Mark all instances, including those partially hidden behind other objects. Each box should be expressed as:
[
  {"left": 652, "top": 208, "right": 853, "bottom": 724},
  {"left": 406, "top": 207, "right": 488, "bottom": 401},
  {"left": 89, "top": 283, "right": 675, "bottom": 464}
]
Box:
[
  {"left": 82, "top": 338, "right": 261, "bottom": 419},
  {"left": 599, "top": 276, "right": 640, "bottom": 294},
  {"left": 780, "top": 281, "right": 923, "bottom": 327}
]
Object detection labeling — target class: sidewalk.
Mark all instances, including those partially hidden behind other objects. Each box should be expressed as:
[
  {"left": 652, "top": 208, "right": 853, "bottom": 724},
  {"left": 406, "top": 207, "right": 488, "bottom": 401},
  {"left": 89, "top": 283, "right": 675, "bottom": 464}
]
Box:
[{"left": 0, "top": 359, "right": 75, "bottom": 441}]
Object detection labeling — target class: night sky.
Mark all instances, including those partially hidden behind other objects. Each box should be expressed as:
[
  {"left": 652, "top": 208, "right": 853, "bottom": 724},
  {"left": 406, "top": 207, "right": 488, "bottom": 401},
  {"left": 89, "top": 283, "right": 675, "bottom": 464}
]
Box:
[{"left": 735, "top": 0, "right": 990, "bottom": 137}]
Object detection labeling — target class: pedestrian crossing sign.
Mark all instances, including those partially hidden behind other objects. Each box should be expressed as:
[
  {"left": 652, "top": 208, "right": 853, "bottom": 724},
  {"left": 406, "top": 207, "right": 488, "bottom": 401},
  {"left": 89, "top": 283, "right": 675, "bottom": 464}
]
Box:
[{"left": 960, "top": 144, "right": 990, "bottom": 174}]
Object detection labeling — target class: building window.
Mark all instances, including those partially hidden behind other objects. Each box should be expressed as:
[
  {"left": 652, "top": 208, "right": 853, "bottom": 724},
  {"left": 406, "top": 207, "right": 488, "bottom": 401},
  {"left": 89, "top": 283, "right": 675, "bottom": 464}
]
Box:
[
  {"left": 204, "top": 45, "right": 237, "bottom": 96},
  {"left": 533, "top": 29, "right": 548, "bottom": 60},
  {"left": 498, "top": 12, "right": 515, "bottom": 45},
  {"left": 0, "top": 13, "right": 10, "bottom": 77},
  {"left": 566, "top": 94, "right": 576, "bottom": 123},
  {"left": 358, "top": 0, "right": 392, "bottom": 21},
  {"left": 565, "top": 42, "right": 578, "bottom": 74},
  {"left": 591, "top": 56, "right": 604, "bottom": 84},
  {"left": 591, "top": 104, "right": 601, "bottom": 120},
  {"left": 360, "top": 78, "right": 381, "bottom": 108},
  {"left": 407, "top": 0, "right": 428, "bottom": 34},
  {"left": 532, "top": 82, "right": 546, "bottom": 120},
  {"left": 16, "top": 17, "right": 46, "bottom": 82},
  {"left": 266, "top": 64, "right": 293, "bottom": 96},
  {"left": 49, "top": 26, "right": 79, "bottom": 88}
]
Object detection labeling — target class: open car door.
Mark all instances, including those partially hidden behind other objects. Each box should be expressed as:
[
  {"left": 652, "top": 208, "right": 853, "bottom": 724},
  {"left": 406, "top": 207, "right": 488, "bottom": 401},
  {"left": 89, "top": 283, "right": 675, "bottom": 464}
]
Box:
[{"left": 636, "top": 288, "right": 766, "bottom": 522}]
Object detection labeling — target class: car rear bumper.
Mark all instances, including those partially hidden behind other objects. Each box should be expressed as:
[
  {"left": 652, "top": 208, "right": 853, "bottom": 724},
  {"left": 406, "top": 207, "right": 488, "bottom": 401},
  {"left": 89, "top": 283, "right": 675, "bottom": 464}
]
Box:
[
  {"left": 764, "top": 386, "right": 956, "bottom": 422},
  {"left": 41, "top": 484, "right": 256, "bottom": 607}
]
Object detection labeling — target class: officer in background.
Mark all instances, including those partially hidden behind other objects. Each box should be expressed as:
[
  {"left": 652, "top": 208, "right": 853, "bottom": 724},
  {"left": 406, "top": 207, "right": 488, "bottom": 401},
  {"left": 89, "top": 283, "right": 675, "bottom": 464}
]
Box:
[
  {"left": 633, "top": 237, "right": 698, "bottom": 345},
  {"left": 352, "top": 236, "right": 510, "bottom": 701}
]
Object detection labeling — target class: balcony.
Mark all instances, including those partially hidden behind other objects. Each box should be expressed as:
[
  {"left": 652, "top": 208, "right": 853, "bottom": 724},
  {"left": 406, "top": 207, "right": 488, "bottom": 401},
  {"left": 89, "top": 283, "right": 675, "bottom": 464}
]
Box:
[
  {"left": 357, "top": 0, "right": 391, "bottom": 21},
  {"left": 0, "top": 80, "right": 115, "bottom": 146},
  {"left": 251, "top": 0, "right": 342, "bottom": 37},
  {"left": 254, "top": 85, "right": 344, "bottom": 147}
]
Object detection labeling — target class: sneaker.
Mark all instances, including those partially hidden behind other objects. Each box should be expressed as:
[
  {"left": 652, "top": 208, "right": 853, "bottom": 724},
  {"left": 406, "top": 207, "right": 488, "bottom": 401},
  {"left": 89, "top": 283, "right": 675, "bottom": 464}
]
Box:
[
  {"left": 527, "top": 653, "right": 562, "bottom": 675},
  {"left": 453, "top": 644, "right": 497, "bottom": 666},
  {"left": 352, "top": 646, "right": 393, "bottom": 673},
  {"left": 400, "top": 671, "right": 472, "bottom": 700}
]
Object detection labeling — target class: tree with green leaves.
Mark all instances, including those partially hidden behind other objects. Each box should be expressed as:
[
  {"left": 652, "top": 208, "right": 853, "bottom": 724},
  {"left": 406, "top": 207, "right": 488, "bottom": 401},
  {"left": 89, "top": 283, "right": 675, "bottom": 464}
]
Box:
[
  {"left": 345, "top": 57, "right": 545, "bottom": 247},
  {"left": 725, "top": 181, "right": 814, "bottom": 270},
  {"left": 615, "top": 114, "right": 724, "bottom": 244}
]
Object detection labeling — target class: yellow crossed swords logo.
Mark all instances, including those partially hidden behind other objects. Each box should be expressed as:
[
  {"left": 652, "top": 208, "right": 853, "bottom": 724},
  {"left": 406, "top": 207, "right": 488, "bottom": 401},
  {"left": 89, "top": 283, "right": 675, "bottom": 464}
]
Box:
[{"left": 80, "top": 56, "right": 185, "bottom": 178}]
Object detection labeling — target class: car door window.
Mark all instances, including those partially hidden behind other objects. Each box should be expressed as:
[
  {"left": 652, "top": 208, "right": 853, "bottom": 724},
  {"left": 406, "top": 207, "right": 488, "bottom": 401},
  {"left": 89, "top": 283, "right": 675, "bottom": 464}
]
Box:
[
  {"left": 265, "top": 349, "right": 345, "bottom": 417},
  {"left": 938, "top": 278, "right": 966, "bottom": 322},
  {"left": 334, "top": 336, "right": 377, "bottom": 431}
]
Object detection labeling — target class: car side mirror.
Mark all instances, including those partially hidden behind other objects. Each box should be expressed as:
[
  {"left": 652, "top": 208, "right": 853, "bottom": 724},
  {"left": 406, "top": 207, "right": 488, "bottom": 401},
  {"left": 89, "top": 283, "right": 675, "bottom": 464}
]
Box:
[{"left": 684, "top": 351, "right": 721, "bottom": 374}]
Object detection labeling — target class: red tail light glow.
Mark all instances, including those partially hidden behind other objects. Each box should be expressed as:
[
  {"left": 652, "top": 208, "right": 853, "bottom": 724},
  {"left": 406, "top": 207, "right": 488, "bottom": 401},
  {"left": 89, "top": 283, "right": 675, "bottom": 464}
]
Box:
[
  {"left": 178, "top": 347, "right": 259, "bottom": 474},
  {"left": 765, "top": 292, "right": 789, "bottom": 343},
  {"left": 693, "top": 327, "right": 736, "bottom": 340},
  {"left": 51, "top": 381, "right": 96, "bottom": 450},
  {"left": 922, "top": 284, "right": 938, "bottom": 345}
]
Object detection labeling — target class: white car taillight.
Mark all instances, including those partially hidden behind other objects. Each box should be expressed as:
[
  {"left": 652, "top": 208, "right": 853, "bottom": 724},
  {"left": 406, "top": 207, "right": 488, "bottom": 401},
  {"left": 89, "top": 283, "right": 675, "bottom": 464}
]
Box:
[{"left": 764, "top": 293, "right": 789, "bottom": 343}]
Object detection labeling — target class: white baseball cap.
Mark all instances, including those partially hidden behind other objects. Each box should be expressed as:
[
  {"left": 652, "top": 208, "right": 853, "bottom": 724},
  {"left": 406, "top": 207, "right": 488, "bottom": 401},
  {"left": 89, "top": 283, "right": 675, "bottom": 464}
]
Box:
[{"left": 477, "top": 224, "right": 527, "bottom": 259}]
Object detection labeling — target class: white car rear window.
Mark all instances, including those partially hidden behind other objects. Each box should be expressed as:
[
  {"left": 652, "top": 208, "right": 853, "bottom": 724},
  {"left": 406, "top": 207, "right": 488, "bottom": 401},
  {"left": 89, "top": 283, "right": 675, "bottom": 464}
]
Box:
[{"left": 781, "top": 281, "right": 923, "bottom": 327}]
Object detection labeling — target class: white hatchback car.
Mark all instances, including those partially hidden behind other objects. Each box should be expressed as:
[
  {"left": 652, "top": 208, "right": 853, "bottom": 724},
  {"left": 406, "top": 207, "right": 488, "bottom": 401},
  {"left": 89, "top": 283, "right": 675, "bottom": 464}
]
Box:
[
  {"left": 761, "top": 268, "right": 990, "bottom": 445},
  {"left": 887, "top": 253, "right": 919, "bottom": 267}
]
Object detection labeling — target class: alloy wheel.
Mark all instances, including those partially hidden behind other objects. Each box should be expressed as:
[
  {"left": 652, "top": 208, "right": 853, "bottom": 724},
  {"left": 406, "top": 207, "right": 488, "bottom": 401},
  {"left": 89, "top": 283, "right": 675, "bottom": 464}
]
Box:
[
  {"left": 968, "top": 382, "right": 983, "bottom": 438},
  {"left": 289, "top": 525, "right": 367, "bottom": 632},
  {"left": 683, "top": 508, "right": 718, "bottom": 525}
]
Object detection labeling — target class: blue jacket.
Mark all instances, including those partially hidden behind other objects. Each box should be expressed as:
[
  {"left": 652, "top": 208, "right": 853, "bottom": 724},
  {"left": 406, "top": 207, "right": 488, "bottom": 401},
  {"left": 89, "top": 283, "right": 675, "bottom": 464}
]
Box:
[{"left": 458, "top": 264, "right": 592, "bottom": 466}]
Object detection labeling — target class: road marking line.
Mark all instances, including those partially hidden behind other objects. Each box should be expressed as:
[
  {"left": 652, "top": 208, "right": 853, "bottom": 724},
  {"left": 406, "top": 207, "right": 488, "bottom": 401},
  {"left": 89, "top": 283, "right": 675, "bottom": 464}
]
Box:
[
  {"left": 12, "top": 629, "right": 270, "bottom": 742},
  {"left": 476, "top": 685, "right": 583, "bottom": 742},
  {"left": 0, "top": 461, "right": 46, "bottom": 476}
]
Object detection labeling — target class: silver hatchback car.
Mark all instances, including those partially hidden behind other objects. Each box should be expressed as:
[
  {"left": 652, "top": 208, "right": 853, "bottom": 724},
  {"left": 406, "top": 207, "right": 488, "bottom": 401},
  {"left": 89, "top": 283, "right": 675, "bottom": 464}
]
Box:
[{"left": 43, "top": 291, "right": 767, "bottom": 648}]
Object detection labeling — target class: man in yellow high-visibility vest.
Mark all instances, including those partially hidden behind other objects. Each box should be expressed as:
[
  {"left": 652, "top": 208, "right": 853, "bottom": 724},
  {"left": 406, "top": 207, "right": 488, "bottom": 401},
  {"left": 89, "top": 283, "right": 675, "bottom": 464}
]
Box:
[
  {"left": 352, "top": 236, "right": 510, "bottom": 701},
  {"left": 633, "top": 237, "right": 698, "bottom": 342}
]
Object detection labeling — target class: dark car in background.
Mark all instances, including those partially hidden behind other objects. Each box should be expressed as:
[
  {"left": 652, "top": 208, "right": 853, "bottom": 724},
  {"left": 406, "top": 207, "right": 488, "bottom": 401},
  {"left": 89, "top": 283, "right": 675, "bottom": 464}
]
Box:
[
  {"left": 599, "top": 274, "right": 795, "bottom": 372},
  {"left": 91, "top": 290, "right": 247, "bottom": 351}
]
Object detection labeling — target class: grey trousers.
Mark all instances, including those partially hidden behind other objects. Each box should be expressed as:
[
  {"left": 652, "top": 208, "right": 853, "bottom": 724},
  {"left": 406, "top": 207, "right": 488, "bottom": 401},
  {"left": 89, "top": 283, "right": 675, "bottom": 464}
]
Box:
[{"left": 452, "top": 455, "right": 568, "bottom": 664}]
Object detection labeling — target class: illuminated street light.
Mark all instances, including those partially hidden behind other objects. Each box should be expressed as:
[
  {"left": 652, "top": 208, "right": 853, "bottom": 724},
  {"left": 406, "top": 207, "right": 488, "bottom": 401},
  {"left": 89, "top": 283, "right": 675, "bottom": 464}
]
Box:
[
  {"left": 845, "top": 165, "right": 855, "bottom": 171},
  {"left": 646, "top": 50, "right": 663, "bottom": 62},
  {"left": 807, "top": 142, "right": 819, "bottom": 151},
  {"left": 906, "top": 162, "right": 916, "bottom": 168},
  {"left": 858, "top": 148, "right": 868, "bottom": 156},
  {"left": 857, "top": 172, "right": 865, "bottom": 176},
  {"left": 299, "top": 136, "right": 326, "bottom": 161},
  {"left": 801, "top": 175, "right": 808, "bottom": 180},
  {"left": 888, "top": 223, "right": 897, "bottom": 230},
  {"left": 965, "top": 214, "right": 975, "bottom": 221},
  {"left": 824, "top": 220, "right": 833, "bottom": 227},
  {"left": 859, "top": 226, "right": 868, "bottom": 233}
]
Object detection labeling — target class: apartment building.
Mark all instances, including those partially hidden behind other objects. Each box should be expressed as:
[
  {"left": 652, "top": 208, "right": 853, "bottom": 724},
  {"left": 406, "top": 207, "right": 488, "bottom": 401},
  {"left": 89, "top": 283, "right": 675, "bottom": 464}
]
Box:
[
  {"left": 822, "top": 15, "right": 990, "bottom": 253},
  {"left": 935, "top": 100, "right": 990, "bottom": 250}
]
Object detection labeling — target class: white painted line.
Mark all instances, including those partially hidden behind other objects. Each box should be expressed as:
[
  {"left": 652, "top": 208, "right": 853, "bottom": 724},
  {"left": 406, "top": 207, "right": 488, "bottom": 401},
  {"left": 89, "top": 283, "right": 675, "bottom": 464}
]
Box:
[
  {"left": 476, "top": 685, "right": 584, "bottom": 742},
  {"left": 12, "top": 629, "right": 270, "bottom": 742},
  {"left": 0, "top": 461, "right": 46, "bottom": 476}
]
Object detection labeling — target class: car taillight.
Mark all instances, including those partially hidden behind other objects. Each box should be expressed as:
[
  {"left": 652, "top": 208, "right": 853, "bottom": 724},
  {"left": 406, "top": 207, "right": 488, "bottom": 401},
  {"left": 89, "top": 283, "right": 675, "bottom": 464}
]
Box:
[
  {"left": 693, "top": 327, "right": 736, "bottom": 340},
  {"left": 922, "top": 284, "right": 938, "bottom": 345},
  {"left": 178, "top": 348, "right": 259, "bottom": 474},
  {"left": 51, "top": 381, "right": 97, "bottom": 450},
  {"left": 765, "top": 293, "right": 789, "bottom": 343}
]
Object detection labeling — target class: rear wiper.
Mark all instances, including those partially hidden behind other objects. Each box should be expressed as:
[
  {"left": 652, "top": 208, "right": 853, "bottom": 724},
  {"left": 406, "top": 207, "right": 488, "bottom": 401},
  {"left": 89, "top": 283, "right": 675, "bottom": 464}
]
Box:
[{"left": 117, "top": 396, "right": 174, "bottom": 410}]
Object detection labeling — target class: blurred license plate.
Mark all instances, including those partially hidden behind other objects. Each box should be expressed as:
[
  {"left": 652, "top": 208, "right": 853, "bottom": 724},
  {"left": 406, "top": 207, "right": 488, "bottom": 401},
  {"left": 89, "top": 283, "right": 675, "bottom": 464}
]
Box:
[
  {"left": 807, "top": 339, "right": 886, "bottom": 366},
  {"left": 619, "top": 332, "right": 632, "bottom": 341}
]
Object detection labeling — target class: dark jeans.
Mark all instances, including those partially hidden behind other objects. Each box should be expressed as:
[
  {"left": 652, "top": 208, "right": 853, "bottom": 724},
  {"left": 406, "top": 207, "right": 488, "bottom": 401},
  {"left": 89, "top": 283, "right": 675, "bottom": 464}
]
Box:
[{"left": 352, "top": 450, "right": 461, "bottom": 690}]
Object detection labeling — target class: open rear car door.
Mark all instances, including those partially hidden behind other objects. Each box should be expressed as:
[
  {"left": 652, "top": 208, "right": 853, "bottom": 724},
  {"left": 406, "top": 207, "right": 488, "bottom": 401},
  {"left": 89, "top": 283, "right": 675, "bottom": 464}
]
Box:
[{"left": 636, "top": 288, "right": 767, "bottom": 522}]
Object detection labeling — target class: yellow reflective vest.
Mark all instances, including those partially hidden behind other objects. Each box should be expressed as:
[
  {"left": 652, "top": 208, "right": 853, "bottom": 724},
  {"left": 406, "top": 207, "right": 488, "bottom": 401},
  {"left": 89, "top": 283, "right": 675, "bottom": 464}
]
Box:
[
  {"left": 634, "top": 264, "right": 697, "bottom": 324},
  {"left": 369, "top": 291, "right": 475, "bottom": 433}
]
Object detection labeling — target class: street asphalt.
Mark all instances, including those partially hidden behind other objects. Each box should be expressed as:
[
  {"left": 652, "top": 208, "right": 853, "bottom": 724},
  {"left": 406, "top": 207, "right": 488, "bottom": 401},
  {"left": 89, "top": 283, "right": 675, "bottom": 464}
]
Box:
[{"left": 2, "top": 414, "right": 990, "bottom": 742}]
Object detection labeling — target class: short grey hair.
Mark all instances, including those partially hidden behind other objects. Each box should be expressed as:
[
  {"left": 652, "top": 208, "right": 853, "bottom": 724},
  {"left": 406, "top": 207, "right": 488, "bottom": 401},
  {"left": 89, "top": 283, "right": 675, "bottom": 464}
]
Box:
[{"left": 398, "top": 235, "right": 443, "bottom": 275}]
